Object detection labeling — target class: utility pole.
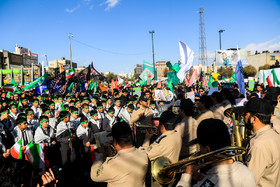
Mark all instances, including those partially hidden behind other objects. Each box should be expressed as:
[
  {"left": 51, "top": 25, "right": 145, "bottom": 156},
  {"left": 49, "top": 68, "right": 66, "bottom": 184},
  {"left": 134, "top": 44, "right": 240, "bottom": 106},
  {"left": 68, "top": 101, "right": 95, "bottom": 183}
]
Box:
[
  {"left": 45, "top": 54, "right": 48, "bottom": 67},
  {"left": 149, "top": 30, "right": 156, "bottom": 80},
  {"left": 219, "top": 30, "right": 225, "bottom": 50},
  {"left": 68, "top": 33, "right": 73, "bottom": 69},
  {"left": 199, "top": 7, "right": 207, "bottom": 66}
]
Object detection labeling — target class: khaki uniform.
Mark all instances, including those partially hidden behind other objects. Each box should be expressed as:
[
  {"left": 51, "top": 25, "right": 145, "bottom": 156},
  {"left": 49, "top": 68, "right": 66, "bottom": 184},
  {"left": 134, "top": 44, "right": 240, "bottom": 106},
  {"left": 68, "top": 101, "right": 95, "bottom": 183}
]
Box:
[
  {"left": 130, "top": 106, "right": 154, "bottom": 124},
  {"left": 176, "top": 162, "right": 256, "bottom": 187},
  {"left": 141, "top": 130, "right": 182, "bottom": 163},
  {"left": 210, "top": 103, "right": 225, "bottom": 121},
  {"left": 246, "top": 125, "right": 280, "bottom": 187},
  {"left": 195, "top": 109, "right": 214, "bottom": 125},
  {"left": 175, "top": 117, "right": 198, "bottom": 158},
  {"left": 91, "top": 147, "right": 148, "bottom": 187},
  {"left": 271, "top": 115, "right": 280, "bottom": 134},
  {"left": 221, "top": 99, "right": 231, "bottom": 110}
]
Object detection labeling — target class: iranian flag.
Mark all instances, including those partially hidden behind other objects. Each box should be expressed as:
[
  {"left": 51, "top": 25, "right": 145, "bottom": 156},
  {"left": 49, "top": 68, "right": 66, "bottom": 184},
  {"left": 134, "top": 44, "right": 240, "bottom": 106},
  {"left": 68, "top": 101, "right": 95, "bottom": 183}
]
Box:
[
  {"left": 25, "top": 142, "right": 48, "bottom": 169},
  {"left": 66, "top": 69, "right": 75, "bottom": 79},
  {"left": 10, "top": 140, "right": 23, "bottom": 159},
  {"left": 2, "top": 84, "right": 17, "bottom": 92}
]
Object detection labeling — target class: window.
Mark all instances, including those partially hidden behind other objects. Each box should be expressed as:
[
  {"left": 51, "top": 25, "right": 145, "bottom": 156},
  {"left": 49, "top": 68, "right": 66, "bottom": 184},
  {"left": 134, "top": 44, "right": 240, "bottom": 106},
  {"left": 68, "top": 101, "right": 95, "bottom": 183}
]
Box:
[{"left": 270, "top": 56, "right": 275, "bottom": 60}]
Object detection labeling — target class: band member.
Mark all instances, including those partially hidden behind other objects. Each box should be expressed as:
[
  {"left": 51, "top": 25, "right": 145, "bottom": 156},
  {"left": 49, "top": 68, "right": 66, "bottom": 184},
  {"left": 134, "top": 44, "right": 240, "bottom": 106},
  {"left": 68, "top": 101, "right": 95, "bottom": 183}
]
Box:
[
  {"left": 240, "top": 98, "right": 280, "bottom": 186},
  {"left": 91, "top": 122, "right": 148, "bottom": 187},
  {"left": 176, "top": 119, "right": 256, "bottom": 187},
  {"left": 141, "top": 110, "right": 182, "bottom": 163},
  {"left": 175, "top": 99, "right": 198, "bottom": 158},
  {"left": 195, "top": 95, "right": 214, "bottom": 125}
]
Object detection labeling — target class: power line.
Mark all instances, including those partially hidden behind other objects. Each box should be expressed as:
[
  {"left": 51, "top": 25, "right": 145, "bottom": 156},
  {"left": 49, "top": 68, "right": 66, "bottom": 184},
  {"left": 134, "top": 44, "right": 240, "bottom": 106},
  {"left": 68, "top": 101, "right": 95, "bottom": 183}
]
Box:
[{"left": 72, "top": 38, "right": 150, "bottom": 56}]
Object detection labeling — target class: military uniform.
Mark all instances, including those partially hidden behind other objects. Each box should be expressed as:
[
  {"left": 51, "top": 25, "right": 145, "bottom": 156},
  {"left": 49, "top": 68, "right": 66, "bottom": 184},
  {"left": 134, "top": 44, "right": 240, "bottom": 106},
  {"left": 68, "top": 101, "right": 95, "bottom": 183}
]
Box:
[
  {"left": 130, "top": 106, "right": 154, "bottom": 124},
  {"left": 210, "top": 104, "right": 225, "bottom": 121},
  {"left": 91, "top": 147, "right": 148, "bottom": 187},
  {"left": 141, "top": 130, "right": 182, "bottom": 163},
  {"left": 195, "top": 109, "right": 214, "bottom": 125},
  {"left": 176, "top": 162, "right": 256, "bottom": 187},
  {"left": 175, "top": 117, "right": 198, "bottom": 158},
  {"left": 246, "top": 125, "right": 280, "bottom": 187},
  {"left": 271, "top": 115, "right": 280, "bottom": 134},
  {"left": 221, "top": 99, "right": 231, "bottom": 110}
]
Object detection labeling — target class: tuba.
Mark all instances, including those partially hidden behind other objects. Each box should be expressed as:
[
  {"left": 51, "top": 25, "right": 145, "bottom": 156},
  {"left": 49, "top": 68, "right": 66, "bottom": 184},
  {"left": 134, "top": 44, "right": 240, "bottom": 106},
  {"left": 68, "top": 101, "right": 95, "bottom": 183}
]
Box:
[
  {"left": 135, "top": 122, "right": 159, "bottom": 135},
  {"left": 152, "top": 146, "right": 246, "bottom": 185}
]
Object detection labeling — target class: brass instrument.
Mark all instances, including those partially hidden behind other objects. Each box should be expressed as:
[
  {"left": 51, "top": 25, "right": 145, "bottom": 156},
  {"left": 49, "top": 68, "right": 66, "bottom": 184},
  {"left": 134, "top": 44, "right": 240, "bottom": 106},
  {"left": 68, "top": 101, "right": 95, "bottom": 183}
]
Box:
[
  {"left": 224, "top": 107, "right": 247, "bottom": 147},
  {"left": 104, "top": 144, "right": 117, "bottom": 157},
  {"left": 135, "top": 122, "right": 159, "bottom": 135},
  {"left": 152, "top": 146, "right": 246, "bottom": 185}
]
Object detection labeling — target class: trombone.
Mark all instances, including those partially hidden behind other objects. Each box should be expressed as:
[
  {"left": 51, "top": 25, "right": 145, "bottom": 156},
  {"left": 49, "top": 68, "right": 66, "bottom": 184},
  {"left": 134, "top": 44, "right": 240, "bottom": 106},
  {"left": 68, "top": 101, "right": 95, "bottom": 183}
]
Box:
[{"left": 152, "top": 146, "right": 246, "bottom": 185}]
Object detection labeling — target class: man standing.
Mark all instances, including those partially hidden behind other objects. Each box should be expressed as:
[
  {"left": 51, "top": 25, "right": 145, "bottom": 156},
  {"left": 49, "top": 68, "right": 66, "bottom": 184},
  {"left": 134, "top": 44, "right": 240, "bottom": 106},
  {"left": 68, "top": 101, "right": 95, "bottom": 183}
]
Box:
[
  {"left": 91, "top": 122, "right": 148, "bottom": 187},
  {"left": 241, "top": 98, "right": 280, "bottom": 187}
]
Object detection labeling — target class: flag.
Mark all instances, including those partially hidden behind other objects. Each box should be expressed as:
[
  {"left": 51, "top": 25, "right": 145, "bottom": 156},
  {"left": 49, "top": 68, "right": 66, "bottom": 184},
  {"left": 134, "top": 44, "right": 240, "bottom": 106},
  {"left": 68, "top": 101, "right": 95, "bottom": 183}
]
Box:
[
  {"left": 211, "top": 73, "right": 220, "bottom": 81},
  {"left": 177, "top": 41, "right": 194, "bottom": 82},
  {"left": 47, "top": 71, "right": 66, "bottom": 95},
  {"left": 25, "top": 142, "right": 47, "bottom": 169},
  {"left": 143, "top": 60, "right": 157, "bottom": 79},
  {"left": 229, "top": 73, "right": 236, "bottom": 83},
  {"left": 66, "top": 69, "right": 75, "bottom": 79},
  {"left": 23, "top": 72, "right": 48, "bottom": 90},
  {"left": 10, "top": 140, "right": 23, "bottom": 159},
  {"left": 188, "top": 69, "right": 198, "bottom": 87},
  {"left": 208, "top": 81, "right": 219, "bottom": 95},
  {"left": 157, "top": 79, "right": 162, "bottom": 89},
  {"left": 111, "top": 79, "right": 115, "bottom": 90},
  {"left": 90, "top": 145, "right": 96, "bottom": 164},
  {"left": 235, "top": 60, "right": 246, "bottom": 96},
  {"left": 18, "top": 97, "right": 21, "bottom": 110},
  {"left": 266, "top": 76, "right": 273, "bottom": 87},
  {"left": 167, "top": 71, "right": 179, "bottom": 92},
  {"left": 117, "top": 76, "right": 124, "bottom": 85},
  {"left": 11, "top": 77, "right": 16, "bottom": 85},
  {"left": 271, "top": 69, "right": 280, "bottom": 85},
  {"left": 166, "top": 61, "right": 180, "bottom": 73},
  {"left": 2, "top": 84, "right": 17, "bottom": 92}
]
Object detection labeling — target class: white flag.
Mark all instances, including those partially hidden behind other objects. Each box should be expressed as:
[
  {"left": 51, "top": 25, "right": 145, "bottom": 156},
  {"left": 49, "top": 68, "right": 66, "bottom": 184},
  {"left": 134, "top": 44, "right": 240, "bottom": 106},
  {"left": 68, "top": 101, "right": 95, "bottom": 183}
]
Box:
[{"left": 177, "top": 41, "right": 194, "bottom": 82}]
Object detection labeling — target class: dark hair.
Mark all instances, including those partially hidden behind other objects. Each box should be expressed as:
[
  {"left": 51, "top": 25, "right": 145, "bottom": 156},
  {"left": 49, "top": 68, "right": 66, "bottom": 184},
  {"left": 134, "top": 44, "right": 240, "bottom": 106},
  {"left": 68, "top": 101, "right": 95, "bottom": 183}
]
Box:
[
  {"left": 82, "top": 103, "right": 89, "bottom": 108},
  {"left": 39, "top": 115, "right": 49, "bottom": 122},
  {"left": 180, "top": 99, "right": 194, "bottom": 116},
  {"left": 159, "top": 111, "right": 177, "bottom": 130},
  {"left": 199, "top": 95, "right": 213, "bottom": 109},
  {"left": 211, "top": 92, "right": 223, "bottom": 103},
  {"left": 197, "top": 119, "right": 231, "bottom": 151},
  {"left": 90, "top": 109, "right": 98, "bottom": 116},
  {"left": 80, "top": 116, "right": 88, "bottom": 124},
  {"left": 26, "top": 109, "right": 34, "bottom": 115},
  {"left": 59, "top": 111, "right": 70, "bottom": 121},
  {"left": 264, "top": 93, "right": 278, "bottom": 108},
  {"left": 17, "top": 113, "right": 27, "bottom": 119},
  {"left": 107, "top": 106, "right": 115, "bottom": 114},
  {"left": 69, "top": 106, "right": 78, "bottom": 113},
  {"left": 112, "top": 122, "right": 133, "bottom": 147},
  {"left": 16, "top": 117, "right": 27, "bottom": 126},
  {"left": 252, "top": 113, "right": 271, "bottom": 125}
]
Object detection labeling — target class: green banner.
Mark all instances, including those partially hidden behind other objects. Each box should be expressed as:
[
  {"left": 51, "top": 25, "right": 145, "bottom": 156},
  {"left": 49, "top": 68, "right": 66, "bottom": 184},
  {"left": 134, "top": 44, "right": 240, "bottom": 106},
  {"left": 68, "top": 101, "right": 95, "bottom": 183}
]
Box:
[
  {"left": 248, "top": 80, "right": 255, "bottom": 91},
  {"left": 23, "top": 72, "right": 48, "bottom": 90},
  {"left": 2, "top": 69, "right": 21, "bottom": 75}
]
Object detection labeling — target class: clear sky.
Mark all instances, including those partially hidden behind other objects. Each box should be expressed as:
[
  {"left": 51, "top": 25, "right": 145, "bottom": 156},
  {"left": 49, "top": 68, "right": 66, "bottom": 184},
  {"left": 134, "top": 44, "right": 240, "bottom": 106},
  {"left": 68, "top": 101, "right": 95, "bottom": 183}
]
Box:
[{"left": 0, "top": 0, "right": 279, "bottom": 74}]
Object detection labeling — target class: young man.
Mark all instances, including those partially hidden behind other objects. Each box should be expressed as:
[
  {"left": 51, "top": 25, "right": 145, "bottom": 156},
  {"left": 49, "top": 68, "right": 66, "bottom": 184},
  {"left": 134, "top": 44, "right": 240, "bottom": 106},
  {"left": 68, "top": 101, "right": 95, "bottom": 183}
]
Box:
[
  {"left": 31, "top": 99, "right": 42, "bottom": 120},
  {"left": 56, "top": 111, "right": 76, "bottom": 166},
  {"left": 76, "top": 116, "right": 94, "bottom": 164},
  {"left": 0, "top": 108, "right": 14, "bottom": 148},
  {"left": 175, "top": 99, "right": 198, "bottom": 158},
  {"left": 42, "top": 108, "right": 56, "bottom": 130},
  {"left": 240, "top": 98, "right": 280, "bottom": 186},
  {"left": 195, "top": 95, "right": 214, "bottom": 125},
  {"left": 34, "top": 115, "right": 56, "bottom": 145},
  {"left": 89, "top": 110, "right": 102, "bottom": 133},
  {"left": 140, "top": 110, "right": 182, "bottom": 163},
  {"left": 80, "top": 103, "right": 91, "bottom": 120},
  {"left": 9, "top": 104, "right": 18, "bottom": 128},
  {"left": 69, "top": 106, "right": 81, "bottom": 129},
  {"left": 49, "top": 101, "right": 56, "bottom": 118},
  {"left": 26, "top": 109, "right": 39, "bottom": 132},
  {"left": 113, "top": 99, "right": 123, "bottom": 118},
  {"left": 149, "top": 101, "right": 159, "bottom": 117},
  {"left": 120, "top": 104, "right": 134, "bottom": 124},
  {"left": 102, "top": 107, "right": 116, "bottom": 132},
  {"left": 91, "top": 122, "right": 148, "bottom": 187},
  {"left": 176, "top": 119, "right": 256, "bottom": 187},
  {"left": 11, "top": 118, "right": 33, "bottom": 147}
]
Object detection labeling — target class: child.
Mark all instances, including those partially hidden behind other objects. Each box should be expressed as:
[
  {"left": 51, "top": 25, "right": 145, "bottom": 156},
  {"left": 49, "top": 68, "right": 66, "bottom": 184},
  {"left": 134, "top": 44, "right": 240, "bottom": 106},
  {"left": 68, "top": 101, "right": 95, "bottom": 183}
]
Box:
[
  {"left": 79, "top": 103, "right": 91, "bottom": 120},
  {"left": 11, "top": 118, "right": 33, "bottom": 148},
  {"left": 26, "top": 109, "right": 39, "bottom": 132},
  {"left": 120, "top": 104, "right": 134, "bottom": 124},
  {"left": 89, "top": 110, "right": 101, "bottom": 133},
  {"left": 69, "top": 107, "right": 81, "bottom": 129},
  {"left": 150, "top": 101, "right": 160, "bottom": 117},
  {"left": 102, "top": 107, "right": 116, "bottom": 132},
  {"left": 34, "top": 115, "right": 56, "bottom": 145}
]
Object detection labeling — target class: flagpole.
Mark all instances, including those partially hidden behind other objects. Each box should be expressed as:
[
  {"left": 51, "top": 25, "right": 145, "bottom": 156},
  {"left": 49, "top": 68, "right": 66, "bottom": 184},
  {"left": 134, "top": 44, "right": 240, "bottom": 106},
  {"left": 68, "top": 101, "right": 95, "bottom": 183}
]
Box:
[
  {"left": 149, "top": 30, "right": 156, "bottom": 80},
  {"left": 11, "top": 67, "right": 13, "bottom": 84},
  {"left": 31, "top": 63, "right": 34, "bottom": 82},
  {"left": 0, "top": 69, "right": 2, "bottom": 88},
  {"left": 21, "top": 65, "right": 24, "bottom": 86}
]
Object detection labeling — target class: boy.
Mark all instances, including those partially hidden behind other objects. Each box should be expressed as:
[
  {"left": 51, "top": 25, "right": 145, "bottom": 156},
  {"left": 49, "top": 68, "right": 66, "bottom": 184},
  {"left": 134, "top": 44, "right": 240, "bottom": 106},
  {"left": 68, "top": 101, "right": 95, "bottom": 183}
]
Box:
[
  {"left": 34, "top": 115, "right": 56, "bottom": 145},
  {"left": 12, "top": 118, "right": 33, "bottom": 147},
  {"left": 69, "top": 106, "right": 81, "bottom": 129},
  {"left": 79, "top": 103, "right": 91, "bottom": 120},
  {"left": 102, "top": 107, "right": 116, "bottom": 132},
  {"left": 89, "top": 110, "right": 101, "bottom": 133},
  {"left": 26, "top": 109, "right": 39, "bottom": 132}
]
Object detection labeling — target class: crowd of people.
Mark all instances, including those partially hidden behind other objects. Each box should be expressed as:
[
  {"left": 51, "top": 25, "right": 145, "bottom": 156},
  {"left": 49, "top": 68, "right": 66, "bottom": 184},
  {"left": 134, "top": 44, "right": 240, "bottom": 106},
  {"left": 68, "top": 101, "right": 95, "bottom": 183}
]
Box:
[{"left": 0, "top": 80, "right": 280, "bottom": 187}]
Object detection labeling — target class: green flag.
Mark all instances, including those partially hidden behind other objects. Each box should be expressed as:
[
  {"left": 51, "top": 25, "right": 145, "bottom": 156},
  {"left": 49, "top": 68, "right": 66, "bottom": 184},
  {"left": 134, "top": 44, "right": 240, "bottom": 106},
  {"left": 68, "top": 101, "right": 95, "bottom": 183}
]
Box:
[
  {"left": 229, "top": 73, "right": 236, "bottom": 83},
  {"left": 11, "top": 77, "right": 16, "bottom": 85},
  {"left": 23, "top": 72, "right": 48, "bottom": 90},
  {"left": 208, "top": 76, "right": 213, "bottom": 87},
  {"left": 167, "top": 71, "right": 179, "bottom": 93},
  {"left": 6, "top": 91, "right": 12, "bottom": 99}
]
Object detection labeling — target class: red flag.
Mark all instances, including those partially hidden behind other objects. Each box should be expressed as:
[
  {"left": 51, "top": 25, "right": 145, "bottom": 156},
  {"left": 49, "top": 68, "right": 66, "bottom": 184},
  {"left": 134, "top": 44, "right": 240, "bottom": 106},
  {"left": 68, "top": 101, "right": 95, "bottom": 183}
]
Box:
[
  {"left": 111, "top": 80, "right": 115, "bottom": 90},
  {"left": 157, "top": 79, "right": 162, "bottom": 89},
  {"left": 115, "top": 80, "right": 118, "bottom": 90}
]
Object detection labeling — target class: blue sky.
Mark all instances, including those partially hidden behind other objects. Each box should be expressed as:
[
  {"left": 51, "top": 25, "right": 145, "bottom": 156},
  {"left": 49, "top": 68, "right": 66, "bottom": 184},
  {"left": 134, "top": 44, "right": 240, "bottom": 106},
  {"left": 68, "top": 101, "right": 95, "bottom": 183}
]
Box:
[{"left": 0, "top": 0, "right": 279, "bottom": 74}]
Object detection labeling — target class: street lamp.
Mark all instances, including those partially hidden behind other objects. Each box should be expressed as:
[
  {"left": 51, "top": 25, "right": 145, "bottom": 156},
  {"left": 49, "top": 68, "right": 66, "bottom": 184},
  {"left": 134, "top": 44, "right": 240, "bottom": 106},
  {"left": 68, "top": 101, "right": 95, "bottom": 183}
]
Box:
[
  {"left": 68, "top": 33, "right": 74, "bottom": 69},
  {"left": 149, "top": 30, "right": 156, "bottom": 80},
  {"left": 219, "top": 30, "right": 225, "bottom": 50}
]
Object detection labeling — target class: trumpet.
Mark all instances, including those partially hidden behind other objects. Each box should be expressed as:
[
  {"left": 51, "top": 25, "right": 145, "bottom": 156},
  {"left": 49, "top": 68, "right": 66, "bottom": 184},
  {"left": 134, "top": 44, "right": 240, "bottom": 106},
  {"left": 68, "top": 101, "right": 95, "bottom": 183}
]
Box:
[
  {"left": 135, "top": 122, "right": 159, "bottom": 135},
  {"left": 152, "top": 146, "right": 246, "bottom": 185}
]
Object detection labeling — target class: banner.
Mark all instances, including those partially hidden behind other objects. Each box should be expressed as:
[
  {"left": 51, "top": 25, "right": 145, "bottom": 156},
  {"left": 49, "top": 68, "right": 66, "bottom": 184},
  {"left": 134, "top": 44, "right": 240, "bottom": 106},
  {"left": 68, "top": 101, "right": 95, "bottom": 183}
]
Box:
[
  {"left": 215, "top": 50, "right": 248, "bottom": 66},
  {"left": 47, "top": 72, "right": 66, "bottom": 95},
  {"left": 23, "top": 72, "right": 48, "bottom": 90},
  {"left": 2, "top": 69, "right": 21, "bottom": 75}
]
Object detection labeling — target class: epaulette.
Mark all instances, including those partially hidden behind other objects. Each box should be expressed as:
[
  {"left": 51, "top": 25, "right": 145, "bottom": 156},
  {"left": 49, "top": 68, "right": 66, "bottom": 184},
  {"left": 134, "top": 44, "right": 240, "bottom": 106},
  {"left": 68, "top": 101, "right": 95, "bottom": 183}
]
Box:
[{"left": 155, "top": 135, "right": 167, "bottom": 143}]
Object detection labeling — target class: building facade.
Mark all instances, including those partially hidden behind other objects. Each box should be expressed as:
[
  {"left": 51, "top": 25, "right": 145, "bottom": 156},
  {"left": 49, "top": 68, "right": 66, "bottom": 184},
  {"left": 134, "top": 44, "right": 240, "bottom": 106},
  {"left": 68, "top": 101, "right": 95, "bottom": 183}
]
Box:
[
  {"left": 49, "top": 57, "right": 77, "bottom": 69},
  {"left": 248, "top": 51, "right": 280, "bottom": 70},
  {"left": 155, "top": 61, "right": 168, "bottom": 80}
]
